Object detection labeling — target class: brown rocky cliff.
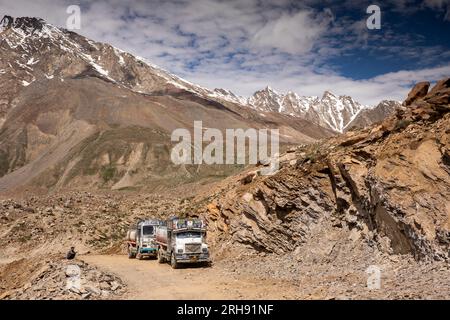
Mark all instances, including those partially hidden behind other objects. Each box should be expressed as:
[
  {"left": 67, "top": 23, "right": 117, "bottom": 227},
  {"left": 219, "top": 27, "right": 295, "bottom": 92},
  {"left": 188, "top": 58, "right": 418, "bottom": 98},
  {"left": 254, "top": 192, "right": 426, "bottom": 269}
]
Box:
[{"left": 200, "top": 78, "right": 450, "bottom": 261}]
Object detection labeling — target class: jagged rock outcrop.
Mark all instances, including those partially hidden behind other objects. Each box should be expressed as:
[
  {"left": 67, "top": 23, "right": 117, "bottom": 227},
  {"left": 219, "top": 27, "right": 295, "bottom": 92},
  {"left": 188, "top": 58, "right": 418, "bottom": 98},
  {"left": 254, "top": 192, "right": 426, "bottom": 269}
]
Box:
[
  {"left": 200, "top": 78, "right": 450, "bottom": 261},
  {"left": 403, "top": 81, "right": 430, "bottom": 107},
  {"left": 205, "top": 166, "right": 335, "bottom": 253},
  {"left": 12, "top": 17, "right": 45, "bottom": 34}
]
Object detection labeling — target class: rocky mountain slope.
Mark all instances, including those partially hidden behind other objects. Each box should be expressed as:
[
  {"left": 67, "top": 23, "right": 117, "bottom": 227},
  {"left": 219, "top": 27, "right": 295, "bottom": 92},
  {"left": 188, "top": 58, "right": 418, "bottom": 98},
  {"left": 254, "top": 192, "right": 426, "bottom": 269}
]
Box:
[
  {"left": 345, "top": 100, "right": 399, "bottom": 131},
  {"left": 0, "top": 16, "right": 336, "bottom": 193},
  {"left": 196, "top": 78, "right": 450, "bottom": 262},
  {"left": 0, "top": 16, "right": 246, "bottom": 121}
]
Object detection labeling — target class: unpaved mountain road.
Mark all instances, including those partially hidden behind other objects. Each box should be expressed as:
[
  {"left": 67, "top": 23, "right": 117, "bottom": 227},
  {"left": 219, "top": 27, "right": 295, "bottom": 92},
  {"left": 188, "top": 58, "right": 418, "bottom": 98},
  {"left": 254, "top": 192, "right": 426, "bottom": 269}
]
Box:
[{"left": 81, "top": 255, "right": 299, "bottom": 299}]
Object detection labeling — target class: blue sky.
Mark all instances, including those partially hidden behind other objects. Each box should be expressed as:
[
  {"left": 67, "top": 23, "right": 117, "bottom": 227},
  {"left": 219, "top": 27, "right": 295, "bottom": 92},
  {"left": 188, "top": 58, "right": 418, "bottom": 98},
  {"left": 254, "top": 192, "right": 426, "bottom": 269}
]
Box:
[{"left": 1, "top": 0, "right": 450, "bottom": 105}]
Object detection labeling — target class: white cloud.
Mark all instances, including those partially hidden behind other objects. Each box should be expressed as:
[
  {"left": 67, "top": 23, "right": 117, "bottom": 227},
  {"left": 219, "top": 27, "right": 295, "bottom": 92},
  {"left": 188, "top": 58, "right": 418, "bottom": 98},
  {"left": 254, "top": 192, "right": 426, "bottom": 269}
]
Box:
[
  {"left": 251, "top": 10, "right": 330, "bottom": 54},
  {"left": 0, "top": 0, "right": 448, "bottom": 106},
  {"left": 184, "top": 63, "right": 450, "bottom": 106}
]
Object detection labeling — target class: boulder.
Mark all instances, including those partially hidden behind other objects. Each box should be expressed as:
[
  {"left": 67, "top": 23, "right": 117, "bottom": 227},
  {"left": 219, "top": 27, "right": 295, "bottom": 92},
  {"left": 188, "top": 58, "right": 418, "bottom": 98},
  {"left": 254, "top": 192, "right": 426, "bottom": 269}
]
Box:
[
  {"left": 403, "top": 82, "right": 430, "bottom": 106},
  {"left": 424, "top": 78, "right": 450, "bottom": 107},
  {"left": 426, "top": 78, "right": 450, "bottom": 96}
]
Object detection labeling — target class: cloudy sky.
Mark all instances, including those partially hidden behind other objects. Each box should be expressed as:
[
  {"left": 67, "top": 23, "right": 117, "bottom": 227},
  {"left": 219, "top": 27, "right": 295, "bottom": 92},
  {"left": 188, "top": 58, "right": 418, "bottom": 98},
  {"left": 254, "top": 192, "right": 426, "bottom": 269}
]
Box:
[{"left": 1, "top": 0, "right": 450, "bottom": 105}]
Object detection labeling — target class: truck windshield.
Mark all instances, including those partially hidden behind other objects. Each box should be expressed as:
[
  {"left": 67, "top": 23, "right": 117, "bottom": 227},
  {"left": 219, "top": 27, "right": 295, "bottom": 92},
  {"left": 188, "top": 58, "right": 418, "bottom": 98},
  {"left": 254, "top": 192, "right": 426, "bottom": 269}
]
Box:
[
  {"left": 177, "top": 232, "right": 201, "bottom": 239},
  {"left": 142, "top": 225, "right": 154, "bottom": 235}
]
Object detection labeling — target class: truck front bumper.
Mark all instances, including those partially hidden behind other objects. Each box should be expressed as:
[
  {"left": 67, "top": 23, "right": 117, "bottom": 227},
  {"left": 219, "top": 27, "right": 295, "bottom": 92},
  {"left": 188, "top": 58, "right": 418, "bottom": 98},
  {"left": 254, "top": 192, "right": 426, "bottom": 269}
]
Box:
[
  {"left": 175, "top": 253, "right": 209, "bottom": 263},
  {"left": 139, "top": 247, "right": 158, "bottom": 255}
]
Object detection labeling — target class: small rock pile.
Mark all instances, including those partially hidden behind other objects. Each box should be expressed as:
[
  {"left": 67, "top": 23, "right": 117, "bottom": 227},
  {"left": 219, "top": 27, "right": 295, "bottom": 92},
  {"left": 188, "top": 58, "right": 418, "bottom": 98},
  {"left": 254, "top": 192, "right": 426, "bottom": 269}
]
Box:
[{"left": 1, "top": 258, "right": 126, "bottom": 300}]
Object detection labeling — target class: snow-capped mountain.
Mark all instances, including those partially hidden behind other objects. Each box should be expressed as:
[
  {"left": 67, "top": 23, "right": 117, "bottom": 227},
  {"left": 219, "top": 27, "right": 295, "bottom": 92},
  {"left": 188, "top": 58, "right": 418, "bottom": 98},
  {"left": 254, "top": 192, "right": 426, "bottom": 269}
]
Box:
[
  {"left": 247, "top": 86, "right": 317, "bottom": 115},
  {"left": 223, "top": 86, "right": 365, "bottom": 133},
  {"left": 225, "top": 86, "right": 399, "bottom": 133},
  {"left": 308, "top": 91, "right": 367, "bottom": 133},
  {"left": 0, "top": 16, "right": 248, "bottom": 122}
]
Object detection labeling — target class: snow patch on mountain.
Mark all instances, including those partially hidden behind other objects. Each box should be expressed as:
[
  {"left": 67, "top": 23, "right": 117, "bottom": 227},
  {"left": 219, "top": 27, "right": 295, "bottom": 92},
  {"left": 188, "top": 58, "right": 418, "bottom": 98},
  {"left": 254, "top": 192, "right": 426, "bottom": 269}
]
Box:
[{"left": 244, "top": 88, "right": 369, "bottom": 133}]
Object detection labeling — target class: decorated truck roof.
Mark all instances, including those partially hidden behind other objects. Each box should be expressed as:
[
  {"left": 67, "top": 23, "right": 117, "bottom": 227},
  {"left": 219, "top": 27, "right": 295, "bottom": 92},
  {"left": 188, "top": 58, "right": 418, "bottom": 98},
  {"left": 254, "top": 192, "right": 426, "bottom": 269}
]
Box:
[
  {"left": 137, "top": 219, "right": 163, "bottom": 227},
  {"left": 163, "top": 217, "right": 206, "bottom": 231}
]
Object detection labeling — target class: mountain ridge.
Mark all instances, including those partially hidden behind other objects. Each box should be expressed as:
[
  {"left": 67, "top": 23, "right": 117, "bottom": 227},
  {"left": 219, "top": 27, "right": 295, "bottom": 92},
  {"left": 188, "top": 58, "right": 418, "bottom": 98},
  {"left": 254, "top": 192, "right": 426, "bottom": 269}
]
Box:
[
  {"left": 219, "top": 86, "right": 401, "bottom": 133},
  {"left": 0, "top": 15, "right": 398, "bottom": 134}
]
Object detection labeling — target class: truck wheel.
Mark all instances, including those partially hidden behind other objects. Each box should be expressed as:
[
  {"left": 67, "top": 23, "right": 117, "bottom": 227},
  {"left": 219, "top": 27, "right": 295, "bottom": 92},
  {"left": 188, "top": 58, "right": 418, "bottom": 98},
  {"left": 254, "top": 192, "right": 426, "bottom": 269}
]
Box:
[
  {"left": 157, "top": 250, "right": 165, "bottom": 263},
  {"left": 127, "top": 246, "right": 136, "bottom": 259},
  {"left": 136, "top": 250, "right": 143, "bottom": 260},
  {"left": 170, "top": 253, "right": 179, "bottom": 269}
]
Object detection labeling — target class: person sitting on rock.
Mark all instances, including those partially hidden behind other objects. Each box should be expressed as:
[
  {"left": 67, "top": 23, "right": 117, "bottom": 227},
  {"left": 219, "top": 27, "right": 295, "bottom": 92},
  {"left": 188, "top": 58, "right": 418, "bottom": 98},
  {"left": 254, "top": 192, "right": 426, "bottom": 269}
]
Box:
[{"left": 66, "top": 247, "right": 76, "bottom": 260}]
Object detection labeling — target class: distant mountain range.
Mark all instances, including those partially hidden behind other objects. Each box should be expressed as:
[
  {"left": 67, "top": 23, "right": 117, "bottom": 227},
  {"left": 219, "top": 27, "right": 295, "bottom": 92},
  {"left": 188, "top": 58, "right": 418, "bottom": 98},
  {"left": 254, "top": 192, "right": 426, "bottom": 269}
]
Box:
[
  {"left": 0, "top": 16, "right": 400, "bottom": 133},
  {"left": 213, "top": 86, "right": 400, "bottom": 133}
]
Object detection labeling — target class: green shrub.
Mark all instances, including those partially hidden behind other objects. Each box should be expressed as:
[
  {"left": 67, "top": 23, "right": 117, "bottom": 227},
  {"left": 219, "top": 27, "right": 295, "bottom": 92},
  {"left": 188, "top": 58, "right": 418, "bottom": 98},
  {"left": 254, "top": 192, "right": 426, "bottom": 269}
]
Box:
[
  {"left": 101, "top": 165, "right": 116, "bottom": 182},
  {"left": 394, "top": 119, "right": 411, "bottom": 131}
]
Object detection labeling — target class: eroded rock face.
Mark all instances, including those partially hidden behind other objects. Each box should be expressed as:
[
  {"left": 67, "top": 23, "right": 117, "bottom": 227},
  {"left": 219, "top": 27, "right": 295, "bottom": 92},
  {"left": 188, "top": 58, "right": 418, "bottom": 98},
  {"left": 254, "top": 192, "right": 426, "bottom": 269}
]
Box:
[
  {"left": 403, "top": 82, "right": 430, "bottom": 107},
  {"left": 200, "top": 79, "right": 450, "bottom": 262},
  {"left": 209, "top": 169, "right": 334, "bottom": 254},
  {"left": 425, "top": 78, "right": 450, "bottom": 106}
]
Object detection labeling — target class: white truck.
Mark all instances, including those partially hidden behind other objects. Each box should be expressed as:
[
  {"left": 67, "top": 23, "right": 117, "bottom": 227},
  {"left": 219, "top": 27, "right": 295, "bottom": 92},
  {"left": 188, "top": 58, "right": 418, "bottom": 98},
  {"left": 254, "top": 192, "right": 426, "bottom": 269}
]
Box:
[
  {"left": 155, "top": 218, "right": 210, "bottom": 269},
  {"left": 126, "top": 219, "right": 161, "bottom": 259}
]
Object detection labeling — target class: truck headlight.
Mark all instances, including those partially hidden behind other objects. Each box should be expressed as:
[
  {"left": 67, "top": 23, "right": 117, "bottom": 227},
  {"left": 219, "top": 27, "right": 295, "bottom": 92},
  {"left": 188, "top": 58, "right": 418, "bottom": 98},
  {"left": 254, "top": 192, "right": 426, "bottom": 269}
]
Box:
[
  {"left": 177, "top": 249, "right": 183, "bottom": 253},
  {"left": 202, "top": 248, "right": 208, "bottom": 253}
]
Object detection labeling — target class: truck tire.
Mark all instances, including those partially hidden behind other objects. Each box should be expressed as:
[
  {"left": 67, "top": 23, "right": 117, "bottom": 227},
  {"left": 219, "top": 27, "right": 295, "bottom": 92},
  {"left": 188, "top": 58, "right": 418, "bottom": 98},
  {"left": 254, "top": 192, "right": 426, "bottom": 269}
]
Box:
[
  {"left": 203, "top": 261, "right": 212, "bottom": 268},
  {"left": 170, "top": 253, "right": 179, "bottom": 269},
  {"left": 157, "top": 250, "right": 165, "bottom": 263},
  {"left": 127, "top": 246, "right": 136, "bottom": 259},
  {"left": 136, "top": 249, "right": 143, "bottom": 260}
]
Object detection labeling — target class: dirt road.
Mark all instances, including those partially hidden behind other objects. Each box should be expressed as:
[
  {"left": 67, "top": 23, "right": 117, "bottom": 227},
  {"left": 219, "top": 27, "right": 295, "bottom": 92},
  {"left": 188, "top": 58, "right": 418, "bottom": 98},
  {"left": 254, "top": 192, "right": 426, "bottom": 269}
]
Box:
[{"left": 81, "top": 255, "right": 299, "bottom": 299}]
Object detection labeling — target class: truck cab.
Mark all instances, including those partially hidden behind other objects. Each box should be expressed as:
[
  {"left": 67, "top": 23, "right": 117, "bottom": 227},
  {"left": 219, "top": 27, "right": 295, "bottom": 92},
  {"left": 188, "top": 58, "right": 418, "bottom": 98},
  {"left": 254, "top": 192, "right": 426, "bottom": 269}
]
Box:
[{"left": 172, "top": 229, "right": 209, "bottom": 264}]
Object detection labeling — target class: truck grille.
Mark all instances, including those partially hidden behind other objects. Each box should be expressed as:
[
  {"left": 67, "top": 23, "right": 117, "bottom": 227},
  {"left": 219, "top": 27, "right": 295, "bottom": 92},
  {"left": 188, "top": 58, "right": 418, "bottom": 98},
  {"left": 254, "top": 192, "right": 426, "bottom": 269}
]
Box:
[{"left": 185, "top": 243, "right": 201, "bottom": 253}]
